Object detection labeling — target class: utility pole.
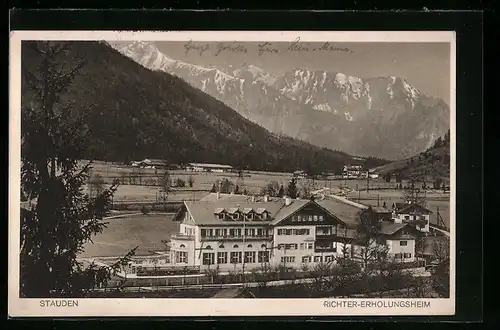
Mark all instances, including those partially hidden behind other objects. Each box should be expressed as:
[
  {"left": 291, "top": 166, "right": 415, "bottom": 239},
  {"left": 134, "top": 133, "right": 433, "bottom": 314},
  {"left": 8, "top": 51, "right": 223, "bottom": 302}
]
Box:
[
  {"left": 366, "top": 170, "right": 370, "bottom": 193},
  {"left": 242, "top": 216, "right": 246, "bottom": 280}
]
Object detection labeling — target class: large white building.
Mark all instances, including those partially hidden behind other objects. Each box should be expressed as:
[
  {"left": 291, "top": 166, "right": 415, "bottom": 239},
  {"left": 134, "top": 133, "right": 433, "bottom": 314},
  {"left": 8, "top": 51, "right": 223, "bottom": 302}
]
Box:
[{"left": 166, "top": 193, "right": 420, "bottom": 272}]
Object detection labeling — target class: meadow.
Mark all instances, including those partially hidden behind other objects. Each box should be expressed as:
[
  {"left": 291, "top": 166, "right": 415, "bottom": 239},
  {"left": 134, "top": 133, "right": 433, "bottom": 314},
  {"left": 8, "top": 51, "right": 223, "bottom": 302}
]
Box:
[{"left": 80, "top": 213, "right": 179, "bottom": 258}]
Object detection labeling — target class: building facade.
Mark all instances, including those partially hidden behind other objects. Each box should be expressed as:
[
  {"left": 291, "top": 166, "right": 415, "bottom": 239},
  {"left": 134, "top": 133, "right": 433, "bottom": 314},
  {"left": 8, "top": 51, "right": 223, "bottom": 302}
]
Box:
[
  {"left": 392, "top": 202, "right": 432, "bottom": 233},
  {"left": 167, "top": 195, "right": 419, "bottom": 272}
]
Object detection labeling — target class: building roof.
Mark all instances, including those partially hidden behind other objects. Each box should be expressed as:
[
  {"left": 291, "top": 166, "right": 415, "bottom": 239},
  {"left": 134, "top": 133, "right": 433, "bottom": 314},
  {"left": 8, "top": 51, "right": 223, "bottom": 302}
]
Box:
[
  {"left": 316, "top": 199, "right": 362, "bottom": 228},
  {"left": 371, "top": 206, "right": 392, "bottom": 213},
  {"left": 188, "top": 163, "right": 233, "bottom": 169},
  {"left": 183, "top": 201, "right": 285, "bottom": 226},
  {"left": 393, "top": 202, "right": 433, "bottom": 214},
  {"left": 199, "top": 193, "right": 283, "bottom": 203},
  {"left": 379, "top": 222, "right": 408, "bottom": 235}
]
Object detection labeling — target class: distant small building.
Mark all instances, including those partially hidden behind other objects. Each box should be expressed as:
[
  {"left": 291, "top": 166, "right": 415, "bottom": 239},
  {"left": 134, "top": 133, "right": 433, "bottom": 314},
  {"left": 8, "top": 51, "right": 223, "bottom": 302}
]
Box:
[
  {"left": 131, "top": 158, "right": 169, "bottom": 169},
  {"left": 342, "top": 165, "right": 364, "bottom": 179},
  {"left": 186, "top": 163, "right": 233, "bottom": 173},
  {"left": 293, "top": 170, "right": 307, "bottom": 178}
]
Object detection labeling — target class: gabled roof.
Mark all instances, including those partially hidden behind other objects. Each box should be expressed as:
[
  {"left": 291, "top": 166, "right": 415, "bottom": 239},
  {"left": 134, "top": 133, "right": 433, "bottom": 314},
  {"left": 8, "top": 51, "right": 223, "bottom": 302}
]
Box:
[
  {"left": 379, "top": 222, "right": 408, "bottom": 235},
  {"left": 188, "top": 163, "right": 233, "bottom": 169},
  {"left": 183, "top": 201, "right": 285, "bottom": 226},
  {"left": 315, "top": 199, "right": 361, "bottom": 228},
  {"left": 393, "top": 202, "right": 433, "bottom": 214}
]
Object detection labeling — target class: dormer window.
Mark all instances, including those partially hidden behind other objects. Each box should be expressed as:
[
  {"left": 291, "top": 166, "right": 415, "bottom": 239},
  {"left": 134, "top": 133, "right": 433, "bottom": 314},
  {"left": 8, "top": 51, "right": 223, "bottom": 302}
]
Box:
[
  {"left": 246, "top": 213, "right": 254, "bottom": 221},
  {"left": 232, "top": 213, "right": 240, "bottom": 220},
  {"left": 214, "top": 208, "right": 226, "bottom": 220}
]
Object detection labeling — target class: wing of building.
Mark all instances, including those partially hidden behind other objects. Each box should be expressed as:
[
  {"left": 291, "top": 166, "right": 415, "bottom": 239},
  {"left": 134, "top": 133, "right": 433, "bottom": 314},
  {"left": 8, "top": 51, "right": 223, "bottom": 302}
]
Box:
[{"left": 160, "top": 193, "right": 421, "bottom": 273}]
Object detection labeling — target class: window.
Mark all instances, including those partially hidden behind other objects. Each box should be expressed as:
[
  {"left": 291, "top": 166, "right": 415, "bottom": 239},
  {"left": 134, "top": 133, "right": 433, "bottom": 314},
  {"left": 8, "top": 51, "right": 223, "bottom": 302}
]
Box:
[
  {"left": 235, "top": 229, "right": 242, "bottom": 236},
  {"left": 230, "top": 251, "right": 242, "bottom": 264},
  {"left": 281, "top": 256, "right": 295, "bottom": 263},
  {"left": 302, "top": 256, "right": 311, "bottom": 263},
  {"left": 299, "top": 243, "right": 305, "bottom": 250},
  {"left": 201, "top": 229, "right": 207, "bottom": 237},
  {"left": 404, "top": 215, "right": 410, "bottom": 220},
  {"left": 403, "top": 253, "right": 412, "bottom": 259},
  {"left": 319, "top": 215, "right": 324, "bottom": 222},
  {"left": 175, "top": 251, "right": 187, "bottom": 263},
  {"left": 285, "top": 229, "right": 292, "bottom": 235},
  {"left": 308, "top": 215, "right": 313, "bottom": 221},
  {"left": 205, "top": 245, "right": 212, "bottom": 250},
  {"left": 277, "top": 229, "right": 284, "bottom": 235},
  {"left": 313, "top": 215, "right": 318, "bottom": 221},
  {"left": 261, "top": 244, "right": 267, "bottom": 249},
  {"left": 217, "top": 252, "right": 227, "bottom": 264},
  {"left": 219, "top": 244, "right": 225, "bottom": 249},
  {"left": 247, "top": 213, "right": 254, "bottom": 220},
  {"left": 179, "top": 244, "right": 185, "bottom": 248},
  {"left": 258, "top": 251, "right": 270, "bottom": 263},
  {"left": 244, "top": 251, "right": 256, "bottom": 263},
  {"left": 400, "top": 241, "right": 408, "bottom": 246},
  {"left": 247, "top": 244, "right": 253, "bottom": 248},
  {"left": 218, "top": 213, "right": 225, "bottom": 220},
  {"left": 307, "top": 243, "right": 314, "bottom": 250},
  {"left": 395, "top": 253, "right": 402, "bottom": 259},
  {"left": 297, "top": 215, "right": 302, "bottom": 222},
  {"left": 314, "top": 256, "right": 322, "bottom": 263},
  {"left": 229, "top": 229, "right": 236, "bottom": 237},
  {"left": 257, "top": 228, "right": 265, "bottom": 236},
  {"left": 325, "top": 255, "right": 334, "bottom": 262},
  {"left": 232, "top": 213, "right": 240, "bottom": 220},
  {"left": 233, "top": 244, "right": 239, "bottom": 248},
  {"left": 262, "top": 212, "right": 268, "bottom": 220},
  {"left": 277, "top": 244, "right": 286, "bottom": 250},
  {"left": 202, "top": 252, "right": 215, "bottom": 265}
]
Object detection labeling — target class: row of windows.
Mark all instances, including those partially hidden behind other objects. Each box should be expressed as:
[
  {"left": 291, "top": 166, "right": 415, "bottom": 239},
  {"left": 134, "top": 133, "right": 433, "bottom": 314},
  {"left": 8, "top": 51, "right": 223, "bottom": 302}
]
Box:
[
  {"left": 292, "top": 214, "right": 324, "bottom": 222},
  {"left": 277, "top": 243, "right": 314, "bottom": 250},
  {"left": 183, "top": 227, "right": 195, "bottom": 236},
  {"left": 202, "top": 251, "right": 270, "bottom": 265},
  {"left": 218, "top": 213, "right": 268, "bottom": 221},
  {"left": 395, "top": 253, "right": 412, "bottom": 259},
  {"left": 199, "top": 243, "right": 268, "bottom": 250},
  {"left": 200, "top": 228, "right": 269, "bottom": 238},
  {"left": 277, "top": 228, "right": 311, "bottom": 236},
  {"left": 280, "top": 255, "right": 335, "bottom": 263}
]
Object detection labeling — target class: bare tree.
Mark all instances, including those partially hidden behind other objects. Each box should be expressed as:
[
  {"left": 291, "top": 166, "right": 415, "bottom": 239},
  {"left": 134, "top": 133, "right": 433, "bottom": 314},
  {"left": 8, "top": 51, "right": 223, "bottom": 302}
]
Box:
[
  {"left": 261, "top": 181, "right": 280, "bottom": 197},
  {"left": 403, "top": 183, "right": 427, "bottom": 206}
]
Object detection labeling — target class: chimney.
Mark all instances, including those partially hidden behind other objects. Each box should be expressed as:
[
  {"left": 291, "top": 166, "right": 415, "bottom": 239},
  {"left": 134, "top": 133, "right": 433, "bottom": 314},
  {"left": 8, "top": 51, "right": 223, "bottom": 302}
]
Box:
[
  {"left": 263, "top": 195, "right": 269, "bottom": 202},
  {"left": 285, "top": 197, "right": 291, "bottom": 206},
  {"left": 216, "top": 192, "right": 220, "bottom": 200}
]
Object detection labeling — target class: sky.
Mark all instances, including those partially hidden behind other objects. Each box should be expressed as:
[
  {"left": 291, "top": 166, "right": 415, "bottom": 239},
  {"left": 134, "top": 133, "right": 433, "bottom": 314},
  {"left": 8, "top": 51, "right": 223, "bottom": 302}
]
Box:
[{"left": 155, "top": 41, "right": 451, "bottom": 102}]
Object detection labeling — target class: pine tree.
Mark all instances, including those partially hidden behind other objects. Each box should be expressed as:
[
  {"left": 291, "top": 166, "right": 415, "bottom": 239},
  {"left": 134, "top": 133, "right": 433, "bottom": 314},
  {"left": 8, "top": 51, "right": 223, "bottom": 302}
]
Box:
[
  {"left": 278, "top": 185, "right": 285, "bottom": 197},
  {"left": 210, "top": 183, "right": 217, "bottom": 193},
  {"left": 20, "top": 41, "right": 136, "bottom": 298},
  {"left": 287, "top": 178, "right": 298, "bottom": 199}
]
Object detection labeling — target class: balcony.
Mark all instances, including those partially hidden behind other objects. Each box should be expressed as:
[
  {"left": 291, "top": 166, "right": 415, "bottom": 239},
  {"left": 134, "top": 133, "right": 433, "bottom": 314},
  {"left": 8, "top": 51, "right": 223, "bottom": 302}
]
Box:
[
  {"left": 171, "top": 233, "right": 195, "bottom": 241},
  {"left": 200, "top": 235, "right": 272, "bottom": 241},
  {"left": 314, "top": 245, "right": 338, "bottom": 253}
]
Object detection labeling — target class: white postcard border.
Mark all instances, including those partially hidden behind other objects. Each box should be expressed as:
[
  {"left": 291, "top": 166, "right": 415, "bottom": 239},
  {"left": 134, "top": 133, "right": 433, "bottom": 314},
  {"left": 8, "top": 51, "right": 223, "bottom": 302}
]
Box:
[{"left": 9, "top": 30, "right": 456, "bottom": 317}]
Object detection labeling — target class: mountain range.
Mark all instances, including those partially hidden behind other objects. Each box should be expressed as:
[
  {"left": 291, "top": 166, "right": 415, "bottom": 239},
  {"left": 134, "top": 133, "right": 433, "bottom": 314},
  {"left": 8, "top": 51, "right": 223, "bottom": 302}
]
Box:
[
  {"left": 22, "top": 41, "right": 358, "bottom": 174},
  {"left": 109, "top": 41, "right": 450, "bottom": 160}
]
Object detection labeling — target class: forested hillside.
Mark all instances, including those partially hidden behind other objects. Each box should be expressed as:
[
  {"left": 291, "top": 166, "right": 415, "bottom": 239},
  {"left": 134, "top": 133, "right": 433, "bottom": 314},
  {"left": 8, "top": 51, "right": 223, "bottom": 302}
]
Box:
[{"left": 21, "top": 41, "right": 353, "bottom": 173}]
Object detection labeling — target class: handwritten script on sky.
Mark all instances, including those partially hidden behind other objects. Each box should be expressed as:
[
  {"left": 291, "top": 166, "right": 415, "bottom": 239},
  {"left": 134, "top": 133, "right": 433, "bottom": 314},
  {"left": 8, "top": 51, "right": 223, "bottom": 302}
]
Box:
[{"left": 183, "top": 37, "right": 353, "bottom": 57}]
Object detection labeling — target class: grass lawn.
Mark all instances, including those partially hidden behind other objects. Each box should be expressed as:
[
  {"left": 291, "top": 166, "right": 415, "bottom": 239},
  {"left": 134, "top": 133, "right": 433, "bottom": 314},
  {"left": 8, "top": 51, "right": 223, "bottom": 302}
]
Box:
[{"left": 80, "top": 213, "right": 179, "bottom": 258}]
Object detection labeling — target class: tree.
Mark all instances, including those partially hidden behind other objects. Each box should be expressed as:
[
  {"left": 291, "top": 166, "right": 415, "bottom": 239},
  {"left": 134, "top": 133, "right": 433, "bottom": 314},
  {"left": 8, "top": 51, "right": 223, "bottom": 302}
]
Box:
[
  {"left": 187, "top": 175, "right": 194, "bottom": 188},
  {"left": 261, "top": 181, "right": 280, "bottom": 197},
  {"left": 234, "top": 185, "right": 240, "bottom": 194},
  {"left": 277, "top": 185, "right": 285, "bottom": 197},
  {"left": 384, "top": 172, "right": 392, "bottom": 183},
  {"left": 175, "top": 177, "right": 186, "bottom": 188},
  {"left": 403, "top": 185, "right": 427, "bottom": 207},
  {"left": 431, "top": 237, "right": 450, "bottom": 298},
  {"left": 20, "top": 41, "right": 135, "bottom": 297},
  {"left": 88, "top": 173, "right": 105, "bottom": 199},
  {"left": 355, "top": 207, "right": 387, "bottom": 270},
  {"left": 286, "top": 178, "right": 298, "bottom": 199},
  {"left": 433, "top": 177, "right": 443, "bottom": 190},
  {"left": 218, "top": 178, "right": 234, "bottom": 194},
  {"left": 159, "top": 170, "right": 171, "bottom": 200},
  {"left": 210, "top": 183, "right": 217, "bottom": 193}
]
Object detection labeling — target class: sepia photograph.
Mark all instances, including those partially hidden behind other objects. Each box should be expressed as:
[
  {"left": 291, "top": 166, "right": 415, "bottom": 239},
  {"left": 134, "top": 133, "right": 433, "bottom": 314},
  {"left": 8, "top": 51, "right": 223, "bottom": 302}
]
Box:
[{"left": 9, "top": 30, "right": 455, "bottom": 317}]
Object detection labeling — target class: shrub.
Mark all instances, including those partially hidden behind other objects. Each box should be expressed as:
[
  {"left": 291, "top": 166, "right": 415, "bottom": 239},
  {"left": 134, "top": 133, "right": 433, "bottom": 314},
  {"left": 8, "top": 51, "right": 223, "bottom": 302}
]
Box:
[{"left": 141, "top": 205, "right": 150, "bottom": 215}]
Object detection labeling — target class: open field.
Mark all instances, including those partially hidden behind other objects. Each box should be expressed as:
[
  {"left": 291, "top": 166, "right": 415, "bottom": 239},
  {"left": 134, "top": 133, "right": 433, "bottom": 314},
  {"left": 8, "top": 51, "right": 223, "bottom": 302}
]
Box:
[{"left": 80, "top": 213, "right": 178, "bottom": 258}]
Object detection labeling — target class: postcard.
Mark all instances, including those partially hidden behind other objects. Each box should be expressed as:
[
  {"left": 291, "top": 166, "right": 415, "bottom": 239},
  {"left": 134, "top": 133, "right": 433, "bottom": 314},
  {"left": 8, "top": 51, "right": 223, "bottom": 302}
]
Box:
[{"left": 9, "top": 30, "right": 455, "bottom": 317}]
